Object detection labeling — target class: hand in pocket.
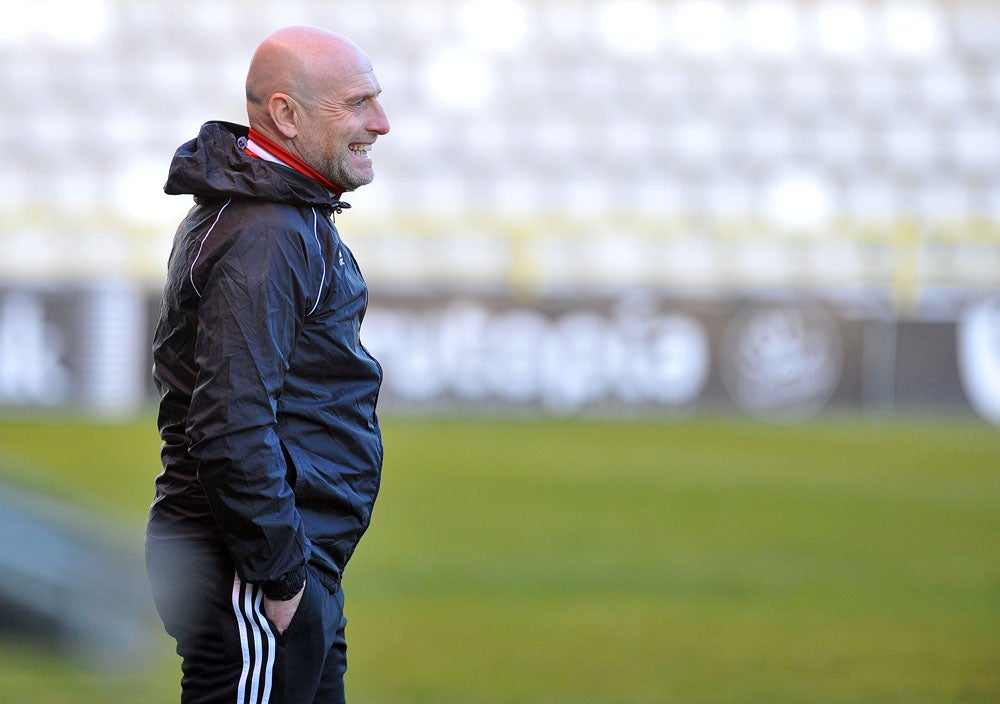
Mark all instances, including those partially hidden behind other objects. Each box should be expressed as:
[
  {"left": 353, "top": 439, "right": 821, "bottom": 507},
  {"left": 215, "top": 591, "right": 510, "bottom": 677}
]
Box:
[{"left": 263, "top": 581, "right": 306, "bottom": 635}]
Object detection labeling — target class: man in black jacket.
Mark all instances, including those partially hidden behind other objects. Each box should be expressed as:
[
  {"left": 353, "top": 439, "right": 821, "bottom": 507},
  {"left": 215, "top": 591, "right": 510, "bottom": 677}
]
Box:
[{"left": 145, "top": 26, "right": 390, "bottom": 704}]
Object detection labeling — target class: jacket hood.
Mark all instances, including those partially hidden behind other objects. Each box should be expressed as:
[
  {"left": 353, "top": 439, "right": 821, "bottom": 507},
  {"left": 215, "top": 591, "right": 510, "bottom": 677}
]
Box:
[{"left": 164, "top": 121, "right": 346, "bottom": 211}]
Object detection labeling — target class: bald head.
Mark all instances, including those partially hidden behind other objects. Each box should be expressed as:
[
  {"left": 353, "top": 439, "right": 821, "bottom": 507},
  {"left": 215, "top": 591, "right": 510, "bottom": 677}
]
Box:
[{"left": 246, "top": 26, "right": 365, "bottom": 128}]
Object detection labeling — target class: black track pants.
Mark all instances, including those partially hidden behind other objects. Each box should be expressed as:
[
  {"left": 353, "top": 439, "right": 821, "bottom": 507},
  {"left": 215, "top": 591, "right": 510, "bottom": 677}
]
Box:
[{"left": 146, "top": 536, "right": 348, "bottom": 704}]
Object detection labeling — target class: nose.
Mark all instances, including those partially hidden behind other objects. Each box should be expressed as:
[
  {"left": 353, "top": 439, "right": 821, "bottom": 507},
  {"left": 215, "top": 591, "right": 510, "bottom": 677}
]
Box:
[{"left": 369, "top": 99, "right": 390, "bottom": 135}]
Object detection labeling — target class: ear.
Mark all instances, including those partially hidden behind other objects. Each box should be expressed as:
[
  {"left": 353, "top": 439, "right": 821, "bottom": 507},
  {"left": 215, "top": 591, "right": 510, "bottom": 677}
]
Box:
[{"left": 267, "top": 93, "right": 299, "bottom": 139}]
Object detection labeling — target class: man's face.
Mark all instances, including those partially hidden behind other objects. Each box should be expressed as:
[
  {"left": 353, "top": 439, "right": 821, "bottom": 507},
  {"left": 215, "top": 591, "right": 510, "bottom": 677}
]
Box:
[{"left": 297, "top": 54, "right": 390, "bottom": 193}]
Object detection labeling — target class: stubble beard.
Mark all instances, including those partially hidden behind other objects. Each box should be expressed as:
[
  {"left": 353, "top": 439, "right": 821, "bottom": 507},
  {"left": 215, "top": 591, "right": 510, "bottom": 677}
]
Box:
[{"left": 323, "top": 150, "right": 375, "bottom": 194}]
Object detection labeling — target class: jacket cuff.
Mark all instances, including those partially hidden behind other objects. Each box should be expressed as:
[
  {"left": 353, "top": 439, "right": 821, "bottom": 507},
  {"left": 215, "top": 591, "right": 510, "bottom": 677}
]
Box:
[{"left": 261, "top": 565, "right": 307, "bottom": 600}]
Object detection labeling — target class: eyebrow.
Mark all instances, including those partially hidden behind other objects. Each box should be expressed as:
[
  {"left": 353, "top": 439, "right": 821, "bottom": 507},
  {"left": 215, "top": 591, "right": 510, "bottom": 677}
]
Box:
[{"left": 345, "top": 87, "right": 382, "bottom": 104}]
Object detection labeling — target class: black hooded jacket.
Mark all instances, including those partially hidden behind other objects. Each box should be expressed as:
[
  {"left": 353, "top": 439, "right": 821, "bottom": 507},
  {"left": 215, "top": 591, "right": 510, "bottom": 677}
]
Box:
[{"left": 147, "top": 121, "right": 383, "bottom": 597}]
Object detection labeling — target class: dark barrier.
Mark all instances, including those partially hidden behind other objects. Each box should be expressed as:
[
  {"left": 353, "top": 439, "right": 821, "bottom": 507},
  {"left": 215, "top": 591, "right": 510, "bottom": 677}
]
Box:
[
  {"left": 363, "top": 292, "right": 988, "bottom": 422},
  {"left": 0, "top": 476, "right": 154, "bottom": 665},
  {"left": 0, "top": 284, "right": 997, "bottom": 423}
]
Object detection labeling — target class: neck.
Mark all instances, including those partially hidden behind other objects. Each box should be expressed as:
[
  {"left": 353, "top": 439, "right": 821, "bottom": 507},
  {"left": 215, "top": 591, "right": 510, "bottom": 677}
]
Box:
[{"left": 245, "top": 128, "right": 343, "bottom": 197}]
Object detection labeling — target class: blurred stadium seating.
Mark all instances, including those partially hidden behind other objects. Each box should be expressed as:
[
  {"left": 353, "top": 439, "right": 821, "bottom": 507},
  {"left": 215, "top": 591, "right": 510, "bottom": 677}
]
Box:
[{"left": 0, "top": 0, "right": 997, "bottom": 302}]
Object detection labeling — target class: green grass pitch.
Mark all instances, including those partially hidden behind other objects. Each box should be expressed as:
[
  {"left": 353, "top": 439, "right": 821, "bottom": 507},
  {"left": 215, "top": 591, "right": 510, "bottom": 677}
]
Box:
[{"left": 0, "top": 413, "right": 997, "bottom": 703}]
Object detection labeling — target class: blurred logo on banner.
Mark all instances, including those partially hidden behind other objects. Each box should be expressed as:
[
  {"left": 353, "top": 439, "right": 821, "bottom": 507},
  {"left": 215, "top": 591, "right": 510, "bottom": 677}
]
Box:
[
  {"left": 364, "top": 300, "right": 710, "bottom": 413},
  {"left": 720, "top": 303, "right": 843, "bottom": 422},
  {"left": 0, "top": 292, "right": 69, "bottom": 405},
  {"left": 958, "top": 296, "right": 1000, "bottom": 425}
]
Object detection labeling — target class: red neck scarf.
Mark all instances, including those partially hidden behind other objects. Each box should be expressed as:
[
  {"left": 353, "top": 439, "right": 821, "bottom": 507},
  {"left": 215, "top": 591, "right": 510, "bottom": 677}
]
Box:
[{"left": 244, "top": 128, "right": 343, "bottom": 197}]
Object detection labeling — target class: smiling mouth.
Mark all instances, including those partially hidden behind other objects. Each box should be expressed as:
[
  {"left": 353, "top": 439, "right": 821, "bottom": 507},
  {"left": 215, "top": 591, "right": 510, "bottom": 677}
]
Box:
[{"left": 349, "top": 143, "right": 372, "bottom": 157}]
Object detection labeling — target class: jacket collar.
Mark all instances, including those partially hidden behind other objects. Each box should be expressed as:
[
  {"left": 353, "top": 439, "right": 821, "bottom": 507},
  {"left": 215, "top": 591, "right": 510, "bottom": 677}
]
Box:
[
  {"left": 164, "top": 122, "right": 351, "bottom": 215},
  {"left": 245, "top": 128, "right": 344, "bottom": 198}
]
